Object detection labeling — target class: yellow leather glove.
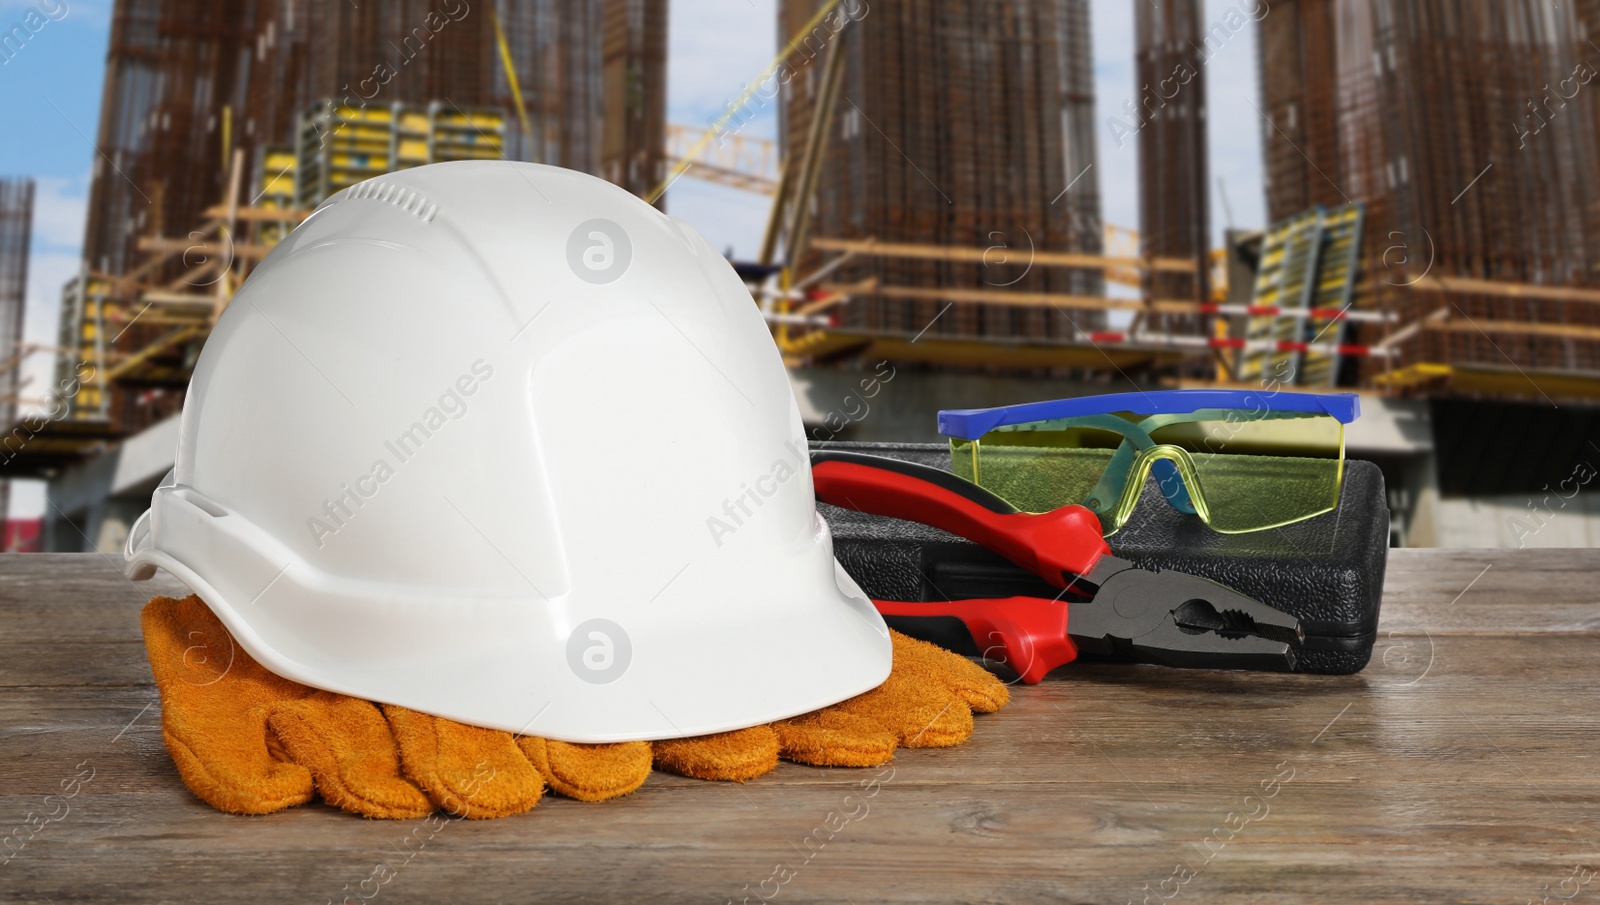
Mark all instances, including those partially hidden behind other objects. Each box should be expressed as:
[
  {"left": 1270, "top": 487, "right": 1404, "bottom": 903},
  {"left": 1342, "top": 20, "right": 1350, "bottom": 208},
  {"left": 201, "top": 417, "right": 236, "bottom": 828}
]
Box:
[
  {"left": 142, "top": 595, "right": 1008, "bottom": 819},
  {"left": 654, "top": 631, "right": 1010, "bottom": 780},
  {"left": 142, "top": 596, "right": 649, "bottom": 818}
]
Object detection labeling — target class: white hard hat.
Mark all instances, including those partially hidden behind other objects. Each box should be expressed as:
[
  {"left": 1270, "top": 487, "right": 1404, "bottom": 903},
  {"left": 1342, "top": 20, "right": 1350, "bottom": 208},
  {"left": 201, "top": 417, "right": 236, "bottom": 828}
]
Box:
[{"left": 125, "top": 161, "right": 891, "bottom": 743}]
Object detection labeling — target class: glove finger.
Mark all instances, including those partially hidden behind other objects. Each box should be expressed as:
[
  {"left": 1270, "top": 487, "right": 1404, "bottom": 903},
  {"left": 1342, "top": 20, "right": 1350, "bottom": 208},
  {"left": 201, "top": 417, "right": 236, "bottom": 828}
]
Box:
[
  {"left": 516, "top": 738, "right": 652, "bottom": 802},
  {"left": 382, "top": 705, "right": 544, "bottom": 819},
  {"left": 140, "top": 595, "right": 314, "bottom": 814},
  {"left": 652, "top": 726, "right": 779, "bottom": 781},
  {"left": 773, "top": 709, "right": 897, "bottom": 768},
  {"left": 267, "top": 693, "right": 433, "bottom": 819},
  {"left": 833, "top": 667, "right": 974, "bottom": 749},
  {"left": 890, "top": 630, "right": 1010, "bottom": 713}
]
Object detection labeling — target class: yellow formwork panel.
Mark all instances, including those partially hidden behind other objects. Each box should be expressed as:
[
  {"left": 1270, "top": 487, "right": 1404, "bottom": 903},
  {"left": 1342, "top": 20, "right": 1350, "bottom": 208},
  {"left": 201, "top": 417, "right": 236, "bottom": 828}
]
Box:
[
  {"left": 1372, "top": 363, "right": 1453, "bottom": 390},
  {"left": 296, "top": 100, "right": 509, "bottom": 206},
  {"left": 395, "top": 138, "right": 429, "bottom": 162},
  {"left": 326, "top": 105, "right": 393, "bottom": 124},
  {"left": 433, "top": 110, "right": 505, "bottom": 129}
]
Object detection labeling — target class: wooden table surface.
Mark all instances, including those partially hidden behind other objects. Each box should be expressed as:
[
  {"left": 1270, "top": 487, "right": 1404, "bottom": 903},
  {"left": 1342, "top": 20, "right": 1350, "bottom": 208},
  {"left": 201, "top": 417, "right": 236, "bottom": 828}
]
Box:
[{"left": 2, "top": 550, "right": 1596, "bottom": 904}]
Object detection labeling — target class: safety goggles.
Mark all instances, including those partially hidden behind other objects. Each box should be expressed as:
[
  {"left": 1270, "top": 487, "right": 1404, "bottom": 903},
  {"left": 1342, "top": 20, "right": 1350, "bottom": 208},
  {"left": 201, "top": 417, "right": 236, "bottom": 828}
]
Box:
[{"left": 939, "top": 390, "right": 1360, "bottom": 536}]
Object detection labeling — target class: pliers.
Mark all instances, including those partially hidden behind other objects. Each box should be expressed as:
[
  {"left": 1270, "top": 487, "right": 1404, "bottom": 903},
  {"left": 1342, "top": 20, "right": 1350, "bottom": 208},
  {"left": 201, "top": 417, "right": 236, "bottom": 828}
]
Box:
[{"left": 811, "top": 451, "right": 1304, "bottom": 683}]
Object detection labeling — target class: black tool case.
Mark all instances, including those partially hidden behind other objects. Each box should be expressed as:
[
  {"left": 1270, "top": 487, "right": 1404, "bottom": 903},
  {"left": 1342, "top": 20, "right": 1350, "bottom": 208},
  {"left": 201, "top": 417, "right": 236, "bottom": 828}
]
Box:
[{"left": 816, "top": 441, "right": 1389, "bottom": 675}]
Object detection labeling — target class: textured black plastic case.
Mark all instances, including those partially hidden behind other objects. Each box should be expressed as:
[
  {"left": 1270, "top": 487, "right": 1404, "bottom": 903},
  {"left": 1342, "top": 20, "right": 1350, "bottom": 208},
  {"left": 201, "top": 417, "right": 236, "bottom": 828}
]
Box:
[{"left": 816, "top": 441, "right": 1389, "bottom": 675}]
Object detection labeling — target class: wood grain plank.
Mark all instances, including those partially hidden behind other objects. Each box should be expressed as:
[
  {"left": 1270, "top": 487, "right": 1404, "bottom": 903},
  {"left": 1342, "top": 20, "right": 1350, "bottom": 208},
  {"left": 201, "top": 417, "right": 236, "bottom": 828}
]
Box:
[
  {"left": 0, "top": 642, "right": 152, "bottom": 687},
  {"left": 7, "top": 631, "right": 1598, "bottom": 791},
  {"left": 1379, "top": 548, "right": 1600, "bottom": 633},
  {"left": 0, "top": 553, "right": 187, "bottom": 644},
  {"left": 1, "top": 550, "right": 1597, "bottom": 904},
  {"left": 2, "top": 783, "right": 1597, "bottom": 904}
]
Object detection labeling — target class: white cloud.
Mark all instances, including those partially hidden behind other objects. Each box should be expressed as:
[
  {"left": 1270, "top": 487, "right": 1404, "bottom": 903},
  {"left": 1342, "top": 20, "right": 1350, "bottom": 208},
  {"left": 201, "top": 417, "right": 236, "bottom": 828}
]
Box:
[
  {"left": 27, "top": 172, "right": 87, "bottom": 249},
  {"left": 9, "top": 477, "right": 43, "bottom": 519},
  {"left": 664, "top": 0, "right": 780, "bottom": 256},
  {"left": 4, "top": 249, "right": 76, "bottom": 520},
  {"left": 669, "top": 0, "right": 780, "bottom": 132},
  {"left": 9, "top": 175, "right": 86, "bottom": 429},
  {"left": 19, "top": 249, "right": 77, "bottom": 405}
]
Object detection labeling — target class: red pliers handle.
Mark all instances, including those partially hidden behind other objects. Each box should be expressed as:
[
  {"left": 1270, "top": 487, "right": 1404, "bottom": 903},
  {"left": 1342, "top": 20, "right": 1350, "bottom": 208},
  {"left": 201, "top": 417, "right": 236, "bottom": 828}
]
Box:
[
  {"left": 810, "top": 450, "right": 1111, "bottom": 587},
  {"left": 812, "top": 450, "right": 1106, "bottom": 681},
  {"left": 812, "top": 450, "right": 1303, "bottom": 682},
  {"left": 872, "top": 597, "right": 1077, "bottom": 684}
]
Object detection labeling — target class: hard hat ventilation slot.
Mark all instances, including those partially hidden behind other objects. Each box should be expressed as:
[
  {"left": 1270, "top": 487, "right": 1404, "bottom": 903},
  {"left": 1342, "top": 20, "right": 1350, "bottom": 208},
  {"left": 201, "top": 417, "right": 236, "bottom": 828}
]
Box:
[{"left": 347, "top": 180, "right": 438, "bottom": 224}]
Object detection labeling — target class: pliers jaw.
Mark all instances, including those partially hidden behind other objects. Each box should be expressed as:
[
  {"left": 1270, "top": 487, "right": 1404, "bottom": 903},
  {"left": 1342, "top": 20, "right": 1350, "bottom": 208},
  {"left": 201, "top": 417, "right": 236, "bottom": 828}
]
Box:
[
  {"left": 811, "top": 450, "right": 1306, "bottom": 682},
  {"left": 1070, "top": 557, "right": 1303, "bottom": 672}
]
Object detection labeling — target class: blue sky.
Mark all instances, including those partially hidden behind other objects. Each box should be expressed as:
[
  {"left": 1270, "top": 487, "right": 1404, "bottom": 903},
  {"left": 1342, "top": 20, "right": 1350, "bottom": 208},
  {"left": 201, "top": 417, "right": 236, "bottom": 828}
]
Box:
[{"left": 0, "top": 0, "right": 1265, "bottom": 517}]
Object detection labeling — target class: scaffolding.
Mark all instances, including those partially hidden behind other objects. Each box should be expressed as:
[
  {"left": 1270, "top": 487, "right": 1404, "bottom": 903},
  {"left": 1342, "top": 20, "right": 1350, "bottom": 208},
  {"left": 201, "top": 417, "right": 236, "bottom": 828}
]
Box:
[
  {"left": 38, "top": 0, "right": 669, "bottom": 467},
  {"left": 664, "top": 125, "right": 779, "bottom": 194},
  {"left": 774, "top": 0, "right": 1106, "bottom": 363},
  {"left": 1260, "top": 0, "right": 1600, "bottom": 399},
  {"left": 81, "top": 0, "right": 666, "bottom": 284},
  {"left": 1239, "top": 203, "right": 1367, "bottom": 387},
  {"left": 294, "top": 102, "right": 506, "bottom": 208}
]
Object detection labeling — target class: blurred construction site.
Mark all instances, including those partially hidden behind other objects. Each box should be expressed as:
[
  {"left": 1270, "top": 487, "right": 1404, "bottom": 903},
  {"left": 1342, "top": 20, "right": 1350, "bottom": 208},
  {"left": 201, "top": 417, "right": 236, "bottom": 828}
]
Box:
[{"left": 4, "top": 0, "right": 1600, "bottom": 551}]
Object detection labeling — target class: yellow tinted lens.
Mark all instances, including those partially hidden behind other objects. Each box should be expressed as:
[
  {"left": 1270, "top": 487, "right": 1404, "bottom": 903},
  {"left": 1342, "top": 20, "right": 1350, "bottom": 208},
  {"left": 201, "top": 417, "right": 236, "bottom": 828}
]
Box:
[
  {"left": 1149, "top": 413, "right": 1343, "bottom": 532},
  {"left": 951, "top": 424, "right": 1129, "bottom": 515}
]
